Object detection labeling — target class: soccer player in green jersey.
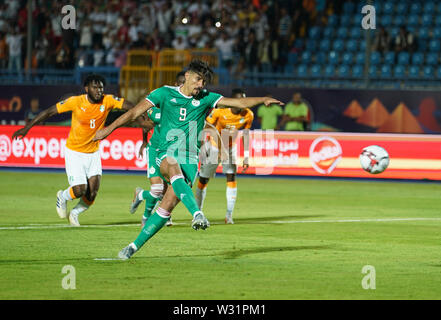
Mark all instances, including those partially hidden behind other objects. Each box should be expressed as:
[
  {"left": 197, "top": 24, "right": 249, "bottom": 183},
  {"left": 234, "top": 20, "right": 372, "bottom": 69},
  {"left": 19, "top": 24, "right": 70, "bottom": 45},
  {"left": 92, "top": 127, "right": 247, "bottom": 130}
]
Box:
[
  {"left": 94, "top": 60, "right": 283, "bottom": 260},
  {"left": 129, "top": 72, "right": 186, "bottom": 227}
]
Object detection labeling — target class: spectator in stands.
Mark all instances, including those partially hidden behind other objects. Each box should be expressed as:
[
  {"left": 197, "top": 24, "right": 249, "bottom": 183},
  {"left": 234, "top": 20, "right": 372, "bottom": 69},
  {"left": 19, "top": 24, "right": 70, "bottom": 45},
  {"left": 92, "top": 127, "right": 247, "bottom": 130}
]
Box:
[
  {"left": 6, "top": 27, "right": 23, "bottom": 72},
  {"left": 281, "top": 92, "right": 309, "bottom": 131},
  {"left": 244, "top": 30, "right": 259, "bottom": 74},
  {"left": 372, "top": 26, "right": 391, "bottom": 53},
  {"left": 35, "top": 35, "right": 49, "bottom": 69},
  {"left": 79, "top": 20, "right": 93, "bottom": 49},
  {"left": 25, "top": 98, "right": 41, "bottom": 125},
  {"left": 55, "top": 40, "right": 71, "bottom": 69},
  {"left": 258, "top": 29, "right": 273, "bottom": 73},
  {"left": 172, "top": 35, "right": 188, "bottom": 50},
  {"left": 394, "top": 26, "right": 416, "bottom": 53},
  {"left": 257, "top": 94, "right": 284, "bottom": 130},
  {"left": 0, "top": 32, "right": 7, "bottom": 69},
  {"left": 215, "top": 31, "right": 235, "bottom": 69}
]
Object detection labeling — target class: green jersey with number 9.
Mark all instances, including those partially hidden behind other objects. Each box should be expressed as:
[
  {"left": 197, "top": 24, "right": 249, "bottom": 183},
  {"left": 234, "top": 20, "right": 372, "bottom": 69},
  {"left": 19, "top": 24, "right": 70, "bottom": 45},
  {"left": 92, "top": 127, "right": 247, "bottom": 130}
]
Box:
[{"left": 146, "top": 85, "right": 223, "bottom": 164}]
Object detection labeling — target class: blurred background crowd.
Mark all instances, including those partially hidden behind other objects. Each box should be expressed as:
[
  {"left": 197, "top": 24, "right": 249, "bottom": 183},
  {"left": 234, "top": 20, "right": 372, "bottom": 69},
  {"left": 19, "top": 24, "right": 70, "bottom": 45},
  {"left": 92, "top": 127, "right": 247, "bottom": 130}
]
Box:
[{"left": 0, "top": 0, "right": 340, "bottom": 72}]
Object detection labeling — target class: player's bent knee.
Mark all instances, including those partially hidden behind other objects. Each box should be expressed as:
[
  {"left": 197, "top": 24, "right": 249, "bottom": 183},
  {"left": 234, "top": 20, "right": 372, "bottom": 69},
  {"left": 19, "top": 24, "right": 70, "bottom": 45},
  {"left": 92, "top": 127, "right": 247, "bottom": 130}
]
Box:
[
  {"left": 150, "top": 183, "right": 164, "bottom": 198},
  {"left": 72, "top": 185, "right": 87, "bottom": 198}
]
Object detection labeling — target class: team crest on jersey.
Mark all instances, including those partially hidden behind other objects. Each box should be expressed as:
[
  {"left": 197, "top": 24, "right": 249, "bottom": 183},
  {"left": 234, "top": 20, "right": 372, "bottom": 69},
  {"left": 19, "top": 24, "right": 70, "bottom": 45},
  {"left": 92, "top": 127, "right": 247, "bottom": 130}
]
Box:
[
  {"left": 149, "top": 167, "right": 156, "bottom": 175},
  {"left": 192, "top": 100, "right": 201, "bottom": 107},
  {"left": 100, "top": 105, "right": 105, "bottom": 112},
  {"left": 113, "top": 95, "right": 121, "bottom": 101},
  {"left": 240, "top": 118, "right": 245, "bottom": 123},
  {"left": 147, "top": 108, "right": 153, "bottom": 115}
]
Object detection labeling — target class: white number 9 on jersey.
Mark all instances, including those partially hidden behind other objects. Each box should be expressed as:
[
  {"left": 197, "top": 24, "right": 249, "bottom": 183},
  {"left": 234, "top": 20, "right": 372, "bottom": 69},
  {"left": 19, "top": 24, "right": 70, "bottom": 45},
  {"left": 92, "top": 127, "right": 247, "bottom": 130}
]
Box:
[
  {"left": 179, "top": 107, "right": 187, "bottom": 121},
  {"left": 90, "top": 119, "right": 96, "bottom": 128}
]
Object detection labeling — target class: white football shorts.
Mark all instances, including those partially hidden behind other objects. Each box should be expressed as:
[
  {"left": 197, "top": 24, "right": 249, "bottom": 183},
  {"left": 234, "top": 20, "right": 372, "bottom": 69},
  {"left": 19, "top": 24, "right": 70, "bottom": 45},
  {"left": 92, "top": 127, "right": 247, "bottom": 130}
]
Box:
[
  {"left": 199, "top": 143, "right": 237, "bottom": 178},
  {"left": 64, "top": 147, "right": 102, "bottom": 186}
]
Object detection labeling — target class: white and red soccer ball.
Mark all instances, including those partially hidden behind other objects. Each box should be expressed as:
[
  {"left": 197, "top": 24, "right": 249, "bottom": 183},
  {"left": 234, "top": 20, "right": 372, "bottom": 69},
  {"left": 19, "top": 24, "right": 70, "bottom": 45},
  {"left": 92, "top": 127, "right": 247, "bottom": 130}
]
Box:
[{"left": 359, "top": 145, "right": 390, "bottom": 174}]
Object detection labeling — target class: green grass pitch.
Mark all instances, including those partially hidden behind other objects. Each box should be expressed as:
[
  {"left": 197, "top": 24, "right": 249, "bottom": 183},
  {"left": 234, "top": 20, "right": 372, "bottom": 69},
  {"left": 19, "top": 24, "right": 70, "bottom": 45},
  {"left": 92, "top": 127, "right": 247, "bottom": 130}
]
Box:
[{"left": 1, "top": 170, "right": 441, "bottom": 300}]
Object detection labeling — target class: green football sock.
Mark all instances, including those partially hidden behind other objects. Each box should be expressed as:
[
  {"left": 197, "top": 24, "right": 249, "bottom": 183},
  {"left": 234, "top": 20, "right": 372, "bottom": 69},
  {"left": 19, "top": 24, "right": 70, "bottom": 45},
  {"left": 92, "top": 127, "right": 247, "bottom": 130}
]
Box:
[
  {"left": 133, "top": 211, "right": 168, "bottom": 250},
  {"left": 171, "top": 175, "right": 200, "bottom": 217},
  {"left": 143, "top": 192, "right": 160, "bottom": 220}
]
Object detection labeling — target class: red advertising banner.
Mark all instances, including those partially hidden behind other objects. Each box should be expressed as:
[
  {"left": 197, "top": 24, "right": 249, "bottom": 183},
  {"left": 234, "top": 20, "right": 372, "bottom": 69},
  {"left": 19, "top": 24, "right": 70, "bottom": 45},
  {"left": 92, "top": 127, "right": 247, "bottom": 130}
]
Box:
[{"left": 1, "top": 125, "right": 441, "bottom": 180}]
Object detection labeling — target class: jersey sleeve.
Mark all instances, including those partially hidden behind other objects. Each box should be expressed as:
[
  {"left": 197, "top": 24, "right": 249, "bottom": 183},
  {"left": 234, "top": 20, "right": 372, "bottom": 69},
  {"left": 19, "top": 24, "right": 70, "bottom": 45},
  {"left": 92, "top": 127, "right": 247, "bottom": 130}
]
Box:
[
  {"left": 206, "top": 108, "right": 220, "bottom": 125},
  {"left": 145, "top": 86, "right": 166, "bottom": 107},
  {"left": 105, "top": 95, "right": 125, "bottom": 110},
  {"left": 206, "top": 92, "right": 223, "bottom": 109},
  {"left": 56, "top": 96, "right": 79, "bottom": 114},
  {"left": 244, "top": 110, "right": 254, "bottom": 129},
  {"left": 147, "top": 107, "right": 161, "bottom": 125}
]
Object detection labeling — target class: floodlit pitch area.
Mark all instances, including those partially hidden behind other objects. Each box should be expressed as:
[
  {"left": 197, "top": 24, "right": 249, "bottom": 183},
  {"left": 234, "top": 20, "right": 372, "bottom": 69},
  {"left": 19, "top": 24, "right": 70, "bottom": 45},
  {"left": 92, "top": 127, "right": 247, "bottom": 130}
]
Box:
[{"left": 1, "top": 171, "right": 441, "bottom": 299}]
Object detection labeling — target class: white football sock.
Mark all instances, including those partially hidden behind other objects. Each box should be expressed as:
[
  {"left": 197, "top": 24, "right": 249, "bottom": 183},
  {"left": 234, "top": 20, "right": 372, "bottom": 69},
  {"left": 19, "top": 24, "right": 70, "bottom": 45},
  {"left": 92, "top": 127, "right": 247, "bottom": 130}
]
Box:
[
  {"left": 61, "top": 188, "right": 74, "bottom": 201},
  {"left": 195, "top": 186, "right": 207, "bottom": 210},
  {"left": 226, "top": 187, "right": 237, "bottom": 216},
  {"left": 70, "top": 198, "right": 89, "bottom": 216}
]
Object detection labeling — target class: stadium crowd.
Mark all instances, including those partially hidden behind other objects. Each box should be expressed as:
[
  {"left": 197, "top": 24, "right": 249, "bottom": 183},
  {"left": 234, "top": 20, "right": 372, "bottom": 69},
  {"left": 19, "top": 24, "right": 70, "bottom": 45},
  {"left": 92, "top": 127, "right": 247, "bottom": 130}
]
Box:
[{"left": 0, "top": 0, "right": 344, "bottom": 73}]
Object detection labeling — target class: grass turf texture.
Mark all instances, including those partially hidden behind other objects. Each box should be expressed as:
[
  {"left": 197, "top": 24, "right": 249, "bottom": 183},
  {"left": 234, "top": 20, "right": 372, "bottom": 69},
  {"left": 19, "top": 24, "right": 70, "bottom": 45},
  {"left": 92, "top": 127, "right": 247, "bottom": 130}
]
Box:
[{"left": 1, "top": 171, "right": 441, "bottom": 300}]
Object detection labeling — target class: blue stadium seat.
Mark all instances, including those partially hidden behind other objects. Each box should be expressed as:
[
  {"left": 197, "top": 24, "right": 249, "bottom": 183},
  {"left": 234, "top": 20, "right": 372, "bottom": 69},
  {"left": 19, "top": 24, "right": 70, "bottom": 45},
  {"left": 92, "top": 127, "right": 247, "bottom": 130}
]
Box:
[
  {"left": 393, "top": 65, "right": 406, "bottom": 78},
  {"left": 310, "top": 64, "right": 322, "bottom": 78},
  {"left": 410, "top": 3, "right": 422, "bottom": 14},
  {"left": 408, "top": 66, "right": 420, "bottom": 79},
  {"left": 397, "top": 52, "right": 410, "bottom": 65},
  {"left": 345, "top": 39, "right": 358, "bottom": 52},
  {"left": 332, "top": 39, "right": 345, "bottom": 51},
  {"left": 315, "top": 52, "right": 326, "bottom": 64},
  {"left": 426, "top": 53, "right": 438, "bottom": 66},
  {"left": 324, "top": 65, "right": 335, "bottom": 78},
  {"left": 293, "top": 39, "right": 304, "bottom": 50},
  {"left": 296, "top": 64, "right": 308, "bottom": 76},
  {"left": 355, "top": 52, "right": 365, "bottom": 65},
  {"left": 422, "top": 15, "right": 433, "bottom": 27},
  {"left": 435, "top": 15, "right": 441, "bottom": 27},
  {"left": 323, "top": 27, "right": 334, "bottom": 38},
  {"left": 429, "top": 40, "right": 441, "bottom": 52},
  {"left": 352, "top": 65, "right": 364, "bottom": 79},
  {"left": 282, "top": 64, "right": 294, "bottom": 74},
  {"left": 328, "top": 15, "right": 338, "bottom": 26},
  {"left": 407, "top": 15, "right": 419, "bottom": 27},
  {"left": 422, "top": 66, "right": 434, "bottom": 79},
  {"left": 384, "top": 52, "right": 395, "bottom": 65},
  {"left": 424, "top": 2, "right": 436, "bottom": 14},
  {"left": 383, "top": 2, "right": 394, "bottom": 15},
  {"left": 343, "top": 2, "right": 355, "bottom": 14},
  {"left": 411, "top": 52, "right": 424, "bottom": 66},
  {"left": 319, "top": 39, "right": 331, "bottom": 51},
  {"left": 349, "top": 28, "right": 362, "bottom": 38},
  {"left": 337, "top": 65, "right": 350, "bottom": 78},
  {"left": 328, "top": 51, "right": 339, "bottom": 64},
  {"left": 359, "top": 41, "right": 366, "bottom": 51},
  {"left": 342, "top": 52, "right": 353, "bottom": 65},
  {"left": 433, "top": 28, "right": 441, "bottom": 39},
  {"left": 309, "top": 26, "right": 321, "bottom": 39},
  {"left": 393, "top": 16, "right": 406, "bottom": 26},
  {"left": 370, "top": 52, "right": 381, "bottom": 65},
  {"left": 305, "top": 39, "right": 317, "bottom": 51},
  {"left": 381, "top": 15, "right": 393, "bottom": 27},
  {"left": 351, "top": 14, "right": 362, "bottom": 26},
  {"left": 340, "top": 15, "right": 351, "bottom": 26},
  {"left": 368, "top": 65, "right": 377, "bottom": 78},
  {"left": 287, "top": 52, "right": 298, "bottom": 64},
  {"left": 301, "top": 51, "right": 312, "bottom": 64},
  {"left": 418, "top": 28, "right": 430, "bottom": 40},
  {"left": 336, "top": 27, "right": 348, "bottom": 38},
  {"left": 396, "top": 3, "right": 408, "bottom": 15},
  {"left": 380, "top": 65, "right": 392, "bottom": 79},
  {"left": 389, "top": 27, "right": 400, "bottom": 39},
  {"left": 437, "top": 3, "right": 441, "bottom": 15}
]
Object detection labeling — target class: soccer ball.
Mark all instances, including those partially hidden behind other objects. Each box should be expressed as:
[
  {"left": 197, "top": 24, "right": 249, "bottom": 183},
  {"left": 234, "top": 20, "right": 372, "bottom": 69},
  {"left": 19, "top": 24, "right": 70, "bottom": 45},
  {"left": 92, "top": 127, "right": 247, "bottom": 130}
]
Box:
[{"left": 359, "top": 145, "right": 390, "bottom": 174}]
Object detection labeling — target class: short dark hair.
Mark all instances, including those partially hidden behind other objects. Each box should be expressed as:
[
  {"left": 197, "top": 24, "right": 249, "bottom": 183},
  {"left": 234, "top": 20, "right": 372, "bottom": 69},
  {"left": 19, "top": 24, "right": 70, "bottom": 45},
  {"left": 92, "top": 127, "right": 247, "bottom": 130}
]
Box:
[
  {"left": 83, "top": 74, "right": 106, "bottom": 87},
  {"left": 187, "top": 59, "right": 214, "bottom": 84},
  {"left": 232, "top": 88, "right": 245, "bottom": 96},
  {"left": 176, "top": 71, "right": 186, "bottom": 80}
]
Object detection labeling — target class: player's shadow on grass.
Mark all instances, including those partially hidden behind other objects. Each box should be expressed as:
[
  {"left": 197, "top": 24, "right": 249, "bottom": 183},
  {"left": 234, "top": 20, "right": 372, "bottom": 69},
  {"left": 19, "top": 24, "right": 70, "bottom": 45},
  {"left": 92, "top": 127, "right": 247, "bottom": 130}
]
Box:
[{"left": 221, "top": 245, "right": 332, "bottom": 259}]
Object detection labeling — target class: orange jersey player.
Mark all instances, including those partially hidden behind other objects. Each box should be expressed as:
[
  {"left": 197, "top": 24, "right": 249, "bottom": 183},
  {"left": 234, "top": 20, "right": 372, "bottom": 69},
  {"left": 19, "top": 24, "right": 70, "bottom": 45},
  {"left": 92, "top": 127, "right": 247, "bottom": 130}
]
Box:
[
  {"left": 12, "top": 74, "right": 147, "bottom": 226},
  {"left": 195, "top": 88, "right": 254, "bottom": 224}
]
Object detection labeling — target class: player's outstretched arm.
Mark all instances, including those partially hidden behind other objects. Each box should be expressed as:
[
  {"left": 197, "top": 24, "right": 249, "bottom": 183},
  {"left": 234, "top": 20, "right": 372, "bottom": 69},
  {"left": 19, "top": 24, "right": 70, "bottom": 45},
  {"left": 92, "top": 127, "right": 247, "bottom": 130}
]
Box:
[
  {"left": 12, "top": 105, "right": 58, "bottom": 140},
  {"left": 217, "top": 97, "right": 284, "bottom": 109},
  {"left": 93, "top": 99, "right": 153, "bottom": 141}
]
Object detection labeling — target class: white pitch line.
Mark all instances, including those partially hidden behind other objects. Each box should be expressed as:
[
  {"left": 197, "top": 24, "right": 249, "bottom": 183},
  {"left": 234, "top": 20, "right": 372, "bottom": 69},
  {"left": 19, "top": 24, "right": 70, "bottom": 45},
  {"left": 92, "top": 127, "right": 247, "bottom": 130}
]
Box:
[{"left": 1, "top": 217, "right": 441, "bottom": 231}]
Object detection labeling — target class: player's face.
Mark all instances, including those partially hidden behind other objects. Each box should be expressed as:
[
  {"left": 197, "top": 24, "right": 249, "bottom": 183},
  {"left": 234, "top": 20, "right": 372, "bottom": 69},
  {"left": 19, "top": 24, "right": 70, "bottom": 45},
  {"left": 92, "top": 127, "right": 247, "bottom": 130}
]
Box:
[
  {"left": 86, "top": 81, "right": 104, "bottom": 103},
  {"left": 185, "top": 71, "right": 206, "bottom": 96},
  {"left": 231, "top": 92, "right": 245, "bottom": 113}
]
